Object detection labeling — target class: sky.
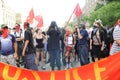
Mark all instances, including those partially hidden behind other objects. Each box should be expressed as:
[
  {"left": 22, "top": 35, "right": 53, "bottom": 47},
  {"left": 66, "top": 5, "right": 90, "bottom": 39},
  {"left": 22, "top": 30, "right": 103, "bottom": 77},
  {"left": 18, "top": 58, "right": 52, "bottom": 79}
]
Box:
[{"left": 5, "top": 0, "right": 85, "bottom": 29}]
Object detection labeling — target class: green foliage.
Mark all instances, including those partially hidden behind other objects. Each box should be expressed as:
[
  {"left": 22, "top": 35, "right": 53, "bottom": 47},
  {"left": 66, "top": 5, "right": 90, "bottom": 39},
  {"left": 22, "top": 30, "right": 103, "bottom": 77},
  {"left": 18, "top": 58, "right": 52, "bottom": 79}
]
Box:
[
  {"left": 94, "top": 3, "right": 104, "bottom": 11},
  {"left": 67, "top": 22, "right": 75, "bottom": 31},
  {"left": 83, "top": 1, "right": 120, "bottom": 27},
  {"left": 107, "top": 0, "right": 120, "bottom": 2}
]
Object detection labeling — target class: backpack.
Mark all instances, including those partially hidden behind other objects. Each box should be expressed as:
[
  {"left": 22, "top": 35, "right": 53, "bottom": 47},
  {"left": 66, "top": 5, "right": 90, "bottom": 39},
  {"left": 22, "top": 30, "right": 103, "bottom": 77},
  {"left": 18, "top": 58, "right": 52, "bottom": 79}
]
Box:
[{"left": 0, "top": 35, "right": 13, "bottom": 55}]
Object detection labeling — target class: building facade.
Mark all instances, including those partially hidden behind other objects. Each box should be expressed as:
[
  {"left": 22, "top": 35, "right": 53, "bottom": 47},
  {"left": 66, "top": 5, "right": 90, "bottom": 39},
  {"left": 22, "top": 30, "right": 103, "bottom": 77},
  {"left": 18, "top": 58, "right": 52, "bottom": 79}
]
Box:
[
  {"left": 0, "top": 0, "right": 4, "bottom": 24},
  {"left": 16, "top": 13, "right": 22, "bottom": 24},
  {"left": 0, "top": 0, "right": 16, "bottom": 28},
  {"left": 82, "top": 0, "right": 105, "bottom": 16}
]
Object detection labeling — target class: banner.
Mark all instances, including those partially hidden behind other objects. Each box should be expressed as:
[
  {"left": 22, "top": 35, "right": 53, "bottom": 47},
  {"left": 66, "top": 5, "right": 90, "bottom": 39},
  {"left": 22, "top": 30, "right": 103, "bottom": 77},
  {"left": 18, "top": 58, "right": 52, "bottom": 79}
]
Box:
[{"left": 0, "top": 52, "right": 120, "bottom": 80}]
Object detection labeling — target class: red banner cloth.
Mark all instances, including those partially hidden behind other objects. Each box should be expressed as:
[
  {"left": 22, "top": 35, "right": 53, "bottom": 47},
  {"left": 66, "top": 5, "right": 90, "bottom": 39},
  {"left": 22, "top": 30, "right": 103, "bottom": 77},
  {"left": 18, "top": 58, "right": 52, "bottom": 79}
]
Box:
[{"left": 0, "top": 52, "right": 120, "bottom": 80}]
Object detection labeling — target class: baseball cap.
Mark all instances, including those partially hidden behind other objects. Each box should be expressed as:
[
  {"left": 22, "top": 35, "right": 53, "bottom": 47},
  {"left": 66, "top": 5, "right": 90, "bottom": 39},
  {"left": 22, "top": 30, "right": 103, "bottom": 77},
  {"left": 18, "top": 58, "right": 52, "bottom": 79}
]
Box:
[{"left": 1, "top": 24, "right": 8, "bottom": 28}]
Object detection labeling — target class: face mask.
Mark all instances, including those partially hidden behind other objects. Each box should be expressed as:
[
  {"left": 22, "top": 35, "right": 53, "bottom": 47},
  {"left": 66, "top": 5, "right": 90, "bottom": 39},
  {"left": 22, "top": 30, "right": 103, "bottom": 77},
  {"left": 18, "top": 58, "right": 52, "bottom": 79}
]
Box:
[
  {"left": 66, "top": 31, "right": 70, "bottom": 36},
  {"left": 15, "top": 26, "right": 20, "bottom": 32},
  {"left": 2, "top": 28, "right": 9, "bottom": 38}
]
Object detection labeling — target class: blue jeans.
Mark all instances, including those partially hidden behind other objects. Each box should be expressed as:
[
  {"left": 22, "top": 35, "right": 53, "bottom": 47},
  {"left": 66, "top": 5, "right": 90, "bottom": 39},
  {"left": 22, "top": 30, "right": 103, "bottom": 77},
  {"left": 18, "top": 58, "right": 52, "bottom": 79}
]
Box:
[
  {"left": 49, "top": 49, "right": 61, "bottom": 70},
  {"left": 78, "top": 45, "right": 90, "bottom": 66},
  {"left": 61, "top": 44, "right": 66, "bottom": 66},
  {"left": 24, "top": 53, "right": 38, "bottom": 70}
]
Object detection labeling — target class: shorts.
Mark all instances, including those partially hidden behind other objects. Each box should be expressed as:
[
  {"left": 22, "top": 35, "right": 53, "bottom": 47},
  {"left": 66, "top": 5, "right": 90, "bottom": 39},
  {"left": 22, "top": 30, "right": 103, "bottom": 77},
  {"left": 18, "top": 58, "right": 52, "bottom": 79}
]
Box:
[
  {"left": 91, "top": 45, "right": 102, "bottom": 58},
  {"left": 36, "top": 48, "right": 44, "bottom": 52},
  {"left": 66, "top": 46, "right": 73, "bottom": 52},
  {"left": 0, "top": 54, "right": 16, "bottom": 66}
]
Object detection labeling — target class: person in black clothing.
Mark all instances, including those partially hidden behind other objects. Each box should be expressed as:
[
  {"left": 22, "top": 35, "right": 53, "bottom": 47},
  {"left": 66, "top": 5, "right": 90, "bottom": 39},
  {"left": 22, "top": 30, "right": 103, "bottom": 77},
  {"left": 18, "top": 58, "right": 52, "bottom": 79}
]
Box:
[
  {"left": 60, "top": 28, "right": 66, "bottom": 66},
  {"left": 34, "top": 29, "right": 46, "bottom": 70},
  {"left": 47, "top": 21, "right": 61, "bottom": 70},
  {"left": 14, "top": 23, "right": 24, "bottom": 67},
  {"left": 73, "top": 28, "right": 79, "bottom": 61},
  {"left": 22, "top": 22, "right": 38, "bottom": 70},
  {"left": 106, "top": 26, "right": 114, "bottom": 56},
  {"left": 90, "top": 20, "right": 106, "bottom": 62}
]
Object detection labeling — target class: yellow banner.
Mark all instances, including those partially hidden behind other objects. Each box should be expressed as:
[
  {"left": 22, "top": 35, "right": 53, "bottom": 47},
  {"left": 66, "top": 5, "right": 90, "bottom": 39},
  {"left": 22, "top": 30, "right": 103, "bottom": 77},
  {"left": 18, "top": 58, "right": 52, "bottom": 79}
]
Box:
[{"left": 0, "top": 52, "right": 120, "bottom": 80}]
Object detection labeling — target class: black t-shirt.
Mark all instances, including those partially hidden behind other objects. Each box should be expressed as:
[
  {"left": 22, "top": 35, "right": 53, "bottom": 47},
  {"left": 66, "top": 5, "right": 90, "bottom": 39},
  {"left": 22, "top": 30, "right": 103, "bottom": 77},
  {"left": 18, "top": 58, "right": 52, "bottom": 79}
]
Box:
[{"left": 24, "top": 29, "right": 34, "bottom": 54}]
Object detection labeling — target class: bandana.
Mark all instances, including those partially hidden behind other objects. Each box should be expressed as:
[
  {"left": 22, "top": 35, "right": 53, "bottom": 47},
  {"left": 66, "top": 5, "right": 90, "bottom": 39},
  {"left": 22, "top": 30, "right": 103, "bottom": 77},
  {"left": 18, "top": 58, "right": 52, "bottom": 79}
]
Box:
[
  {"left": 24, "top": 22, "right": 29, "bottom": 29},
  {"left": 66, "top": 30, "right": 71, "bottom": 36},
  {"left": 2, "top": 28, "right": 9, "bottom": 38},
  {"left": 15, "top": 26, "right": 20, "bottom": 32}
]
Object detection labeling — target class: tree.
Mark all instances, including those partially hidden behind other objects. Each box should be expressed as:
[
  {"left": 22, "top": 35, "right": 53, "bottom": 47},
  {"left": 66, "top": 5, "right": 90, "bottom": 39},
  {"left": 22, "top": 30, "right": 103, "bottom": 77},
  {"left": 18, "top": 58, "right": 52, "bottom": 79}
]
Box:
[
  {"left": 107, "top": 0, "right": 120, "bottom": 2},
  {"left": 83, "top": 1, "right": 120, "bottom": 27}
]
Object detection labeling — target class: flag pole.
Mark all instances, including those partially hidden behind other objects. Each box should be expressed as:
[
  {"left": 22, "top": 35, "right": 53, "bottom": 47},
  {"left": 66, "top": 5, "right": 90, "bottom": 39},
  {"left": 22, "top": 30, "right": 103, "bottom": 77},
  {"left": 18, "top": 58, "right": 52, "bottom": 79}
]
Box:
[
  {"left": 65, "top": 3, "right": 79, "bottom": 27},
  {"left": 65, "top": 4, "right": 76, "bottom": 27}
]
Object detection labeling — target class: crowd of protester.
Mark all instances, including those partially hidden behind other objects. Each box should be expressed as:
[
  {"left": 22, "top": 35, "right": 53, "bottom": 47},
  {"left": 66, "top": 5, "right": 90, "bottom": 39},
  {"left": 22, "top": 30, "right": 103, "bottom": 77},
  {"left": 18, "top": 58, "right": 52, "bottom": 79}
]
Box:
[{"left": 0, "top": 19, "right": 120, "bottom": 71}]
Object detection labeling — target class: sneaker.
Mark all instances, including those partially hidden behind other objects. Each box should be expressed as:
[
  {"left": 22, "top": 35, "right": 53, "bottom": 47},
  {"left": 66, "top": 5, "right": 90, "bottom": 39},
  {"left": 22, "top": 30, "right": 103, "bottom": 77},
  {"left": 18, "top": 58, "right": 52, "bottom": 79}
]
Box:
[
  {"left": 68, "top": 63, "right": 72, "bottom": 69},
  {"left": 41, "top": 66, "right": 46, "bottom": 70},
  {"left": 16, "top": 62, "right": 20, "bottom": 67},
  {"left": 65, "top": 64, "right": 69, "bottom": 70},
  {"left": 68, "top": 65, "right": 72, "bottom": 69}
]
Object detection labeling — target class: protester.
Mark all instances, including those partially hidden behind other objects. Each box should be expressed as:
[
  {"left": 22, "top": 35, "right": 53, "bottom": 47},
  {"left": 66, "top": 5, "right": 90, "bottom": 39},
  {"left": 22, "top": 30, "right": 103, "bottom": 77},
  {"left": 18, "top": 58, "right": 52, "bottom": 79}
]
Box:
[
  {"left": 76, "top": 24, "right": 90, "bottom": 66},
  {"left": 60, "top": 27, "right": 66, "bottom": 66},
  {"left": 73, "top": 27, "right": 79, "bottom": 61},
  {"left": 64, "top": 28, "right": 75, "bottom": 69},
  {"left": 42, "top": 31, "right": 48, "bottom": 63},
  {"left": 0, "top": 24, "right": 18, "bottom": 66},
  {"left": 106, "top": 25, "right": 114, "bottom": 56},
  {"left": 14, "top": 23, "right": 24, "bottom": 67},
  {"left": 90, "top": 20, "right": 106, "bottom": 62},
  {"left": 34, "top": 29, "right": 46, "bottom": 70},
  {"left": 110, "top": 19, "right": 120, "bottom": 55},
  {"left": 22, "top": 22, "right": 38, "bottom": 70},
  {"left": 47, "top": 21, "right": 61, "bottom": 70}
]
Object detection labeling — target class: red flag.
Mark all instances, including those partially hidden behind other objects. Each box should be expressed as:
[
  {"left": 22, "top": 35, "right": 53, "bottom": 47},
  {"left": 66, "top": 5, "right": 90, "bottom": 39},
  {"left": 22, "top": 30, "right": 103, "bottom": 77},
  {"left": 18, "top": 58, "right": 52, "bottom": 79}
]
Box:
[
  {"left": 66, "top": 3, "right": 82, "bottom": 26},
  {"left": 35, "top": 15, "right": 43, "bottom": 27},
  {"left": 26, "top": 8, "right": 35, "bottom": 24},
  {"left": 74, "top": 3, "right": 82, "bottom": 17}
]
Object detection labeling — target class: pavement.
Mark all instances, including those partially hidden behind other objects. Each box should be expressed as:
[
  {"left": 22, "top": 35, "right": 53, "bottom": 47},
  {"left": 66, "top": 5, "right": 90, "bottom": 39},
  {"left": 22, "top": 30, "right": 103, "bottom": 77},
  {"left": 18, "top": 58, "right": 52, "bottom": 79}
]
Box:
[
  {"left": 37, "top": 56, "right": 81, "bottom": 71},
  {"left": 16, "top": 52, "right": 92, "bottom": 71}
]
